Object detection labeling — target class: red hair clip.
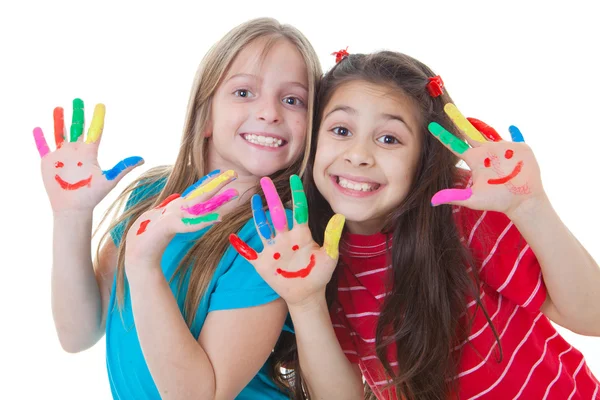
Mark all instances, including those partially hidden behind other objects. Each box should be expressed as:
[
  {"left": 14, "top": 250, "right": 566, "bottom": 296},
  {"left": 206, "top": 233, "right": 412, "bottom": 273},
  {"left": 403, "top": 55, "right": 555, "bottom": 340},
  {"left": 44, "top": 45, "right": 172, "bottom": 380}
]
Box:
[
  {"left": 331, "top": 47, "right": 350, "bottom": 64},
  {"left": 427, "top": 75, "right": 444, "bottom": 97}
]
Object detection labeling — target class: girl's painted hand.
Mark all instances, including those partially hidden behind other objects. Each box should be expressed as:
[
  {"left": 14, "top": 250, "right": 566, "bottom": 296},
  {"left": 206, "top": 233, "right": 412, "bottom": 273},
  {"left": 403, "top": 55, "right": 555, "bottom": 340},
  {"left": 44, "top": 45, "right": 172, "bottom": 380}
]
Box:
[
  {"left": 124, "top": 170, "right": 237, "bottom": 272},
  {"left": 33, "top": 98, "right": 144, "bottom": 213},
  {"left": 428, "top": 104, "right": 544, "bottom": 216},
  {"left": 229, "top": 175, "right": 345, "bottom": 307}
]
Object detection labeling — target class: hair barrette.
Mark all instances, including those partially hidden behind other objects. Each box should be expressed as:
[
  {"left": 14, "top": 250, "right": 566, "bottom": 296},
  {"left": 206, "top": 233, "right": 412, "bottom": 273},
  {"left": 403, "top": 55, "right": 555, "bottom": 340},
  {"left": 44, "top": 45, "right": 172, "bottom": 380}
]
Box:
[
  {"left": 331, "top": 47, "right": 350, "bottom": 64},
  {"left": 427, "top": 75, "right": 444, "bottom": 97}
]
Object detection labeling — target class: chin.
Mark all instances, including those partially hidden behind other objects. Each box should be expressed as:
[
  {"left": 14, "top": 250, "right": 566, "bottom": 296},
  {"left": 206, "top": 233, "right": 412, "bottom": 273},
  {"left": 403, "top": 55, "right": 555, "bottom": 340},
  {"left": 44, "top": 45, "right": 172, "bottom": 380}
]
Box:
[{"left": 245, "top": 161, "right": 291, "bottom": 178}]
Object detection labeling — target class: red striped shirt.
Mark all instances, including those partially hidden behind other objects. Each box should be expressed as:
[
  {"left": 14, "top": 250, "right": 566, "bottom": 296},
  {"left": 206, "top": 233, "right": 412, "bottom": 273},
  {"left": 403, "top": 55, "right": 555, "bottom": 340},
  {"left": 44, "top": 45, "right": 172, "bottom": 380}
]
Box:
[{"left": 331, "top": 203, "right": 600, "bottom": 399}]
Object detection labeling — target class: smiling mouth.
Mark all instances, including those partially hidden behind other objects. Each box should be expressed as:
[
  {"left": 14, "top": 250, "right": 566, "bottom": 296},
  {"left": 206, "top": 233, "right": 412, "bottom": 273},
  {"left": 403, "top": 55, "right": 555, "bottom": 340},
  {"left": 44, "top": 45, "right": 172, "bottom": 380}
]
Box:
[
  {"left": 487, "top": 161, "right": 524, "bottom": 185},
  {"left": 55, "top": 174, "right": 93, "bottom": 190},
  {"left": 241, "top": 133, "right": 287, "bottom": 148},
  {"left": 276, "top": 254, "right": 316, "bottom": 278}
]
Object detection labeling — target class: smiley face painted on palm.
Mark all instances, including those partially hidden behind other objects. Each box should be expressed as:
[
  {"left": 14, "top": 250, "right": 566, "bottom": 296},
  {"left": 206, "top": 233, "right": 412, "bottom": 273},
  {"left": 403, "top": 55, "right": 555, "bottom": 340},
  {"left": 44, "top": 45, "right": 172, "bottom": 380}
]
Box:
[
  {"left": 272, "top": 244, "right": 316, "bottom": 279},
  {"left": 53, "top": 158, "right": 93, "bottom": 190},
  {"left": 33, "top": 99, "right": 144, "bottom": 192},
  {"left": 483, "top": 149, "right": 529, "bottom": 194}
]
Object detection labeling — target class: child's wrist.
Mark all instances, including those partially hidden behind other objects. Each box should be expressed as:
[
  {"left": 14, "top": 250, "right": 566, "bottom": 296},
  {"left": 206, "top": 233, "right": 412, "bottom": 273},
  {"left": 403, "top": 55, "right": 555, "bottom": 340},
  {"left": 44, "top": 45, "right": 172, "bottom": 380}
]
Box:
[
  {"left": 288, "top": 292, "right": 328, "bottom": 315},
  {"left": 506, "top": 193, "right": 553, "bottom": 225},
  {"left": 125, "top": 260, "right": 164, "bottom": 287}
]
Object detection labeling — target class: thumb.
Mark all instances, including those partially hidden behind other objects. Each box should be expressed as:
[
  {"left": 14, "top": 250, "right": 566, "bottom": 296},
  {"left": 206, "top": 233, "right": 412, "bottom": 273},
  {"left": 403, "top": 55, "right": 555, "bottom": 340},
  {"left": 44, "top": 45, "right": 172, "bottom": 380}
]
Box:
[
  {"left": 431, "top": 188, "right": 473, "bottom": 207},
  {"left": 323, "top": 214, "right": 345, "bottom": 260},
  {"left": 229, "top": 234, "right": 258, "bottom": 261},
  {"left": 103, "top": 156, "right": 144, "bottom": 183}
]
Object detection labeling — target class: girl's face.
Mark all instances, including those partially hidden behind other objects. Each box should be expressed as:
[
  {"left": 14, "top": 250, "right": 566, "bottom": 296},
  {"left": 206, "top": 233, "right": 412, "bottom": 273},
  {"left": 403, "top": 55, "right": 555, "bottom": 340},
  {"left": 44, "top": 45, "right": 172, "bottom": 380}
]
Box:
[
  {"left": 313, "top": 80, "right": 423, "bottom": 235},
  {"left": 207, "top": 37, "right": 309, "bottom": 179}
]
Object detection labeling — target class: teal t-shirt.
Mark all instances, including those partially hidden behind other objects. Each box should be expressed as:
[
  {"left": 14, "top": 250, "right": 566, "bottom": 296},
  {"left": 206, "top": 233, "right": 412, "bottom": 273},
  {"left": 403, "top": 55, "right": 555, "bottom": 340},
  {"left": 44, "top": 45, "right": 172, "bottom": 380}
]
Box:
[{"left": 106, "top": 179, "right": 292, "bottom": 399}]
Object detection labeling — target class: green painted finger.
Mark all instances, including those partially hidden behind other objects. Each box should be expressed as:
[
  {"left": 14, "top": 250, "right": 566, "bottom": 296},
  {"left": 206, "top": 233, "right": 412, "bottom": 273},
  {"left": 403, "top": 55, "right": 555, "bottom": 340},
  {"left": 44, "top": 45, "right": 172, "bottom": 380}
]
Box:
[
  {"left": 428, "top": 122, "right": 470, "bottom": 154},
  {"left": 182, "top": 213, "right": 219, "bottom": 225},
  {"left": 290, "top": 174, "right": 308, "bottom": 224},
  {"left": 70, "top": 98, "right": 85, "bottom": 142}
]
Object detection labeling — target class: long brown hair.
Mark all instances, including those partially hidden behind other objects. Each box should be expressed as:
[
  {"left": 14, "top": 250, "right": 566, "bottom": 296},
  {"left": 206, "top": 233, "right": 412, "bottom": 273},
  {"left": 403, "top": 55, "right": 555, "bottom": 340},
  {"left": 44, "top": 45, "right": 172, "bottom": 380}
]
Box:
[
  {"left": 95, "top": 17, "right": 322, "bottom": 391},
  {"left": 281, "top": 52, "right": 501, "bottom": 399}
]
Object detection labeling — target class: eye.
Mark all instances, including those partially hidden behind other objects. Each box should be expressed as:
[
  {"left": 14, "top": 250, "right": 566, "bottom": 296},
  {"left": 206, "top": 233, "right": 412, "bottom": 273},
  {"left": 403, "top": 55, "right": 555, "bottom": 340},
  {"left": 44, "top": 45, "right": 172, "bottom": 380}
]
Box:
[
  {"left": 505, "top": 149, "right": 514, "bottom": 159},
  {"left": 332, "top": 126, "right": 351, "bottom": 137},
  {"left": 55, "top": 161, "right": 64, "bottom": 168},
  {"left": 233, "top": 89, "right": 253, "bottom": 98},
  {"left": 283, "top": 96, "right": 304, "bottom": 107},
  {"left": 273, "top": 252, "right": 281, "bottom": 260},
  {"left": 484, "top": 158, "right": 491, "bottom": 168},
  {"left": 377, "top": 135, "right": 400, "bottom": 145},
  {"left": 77, "top": 161, "right": 83, "bottom": 167}
]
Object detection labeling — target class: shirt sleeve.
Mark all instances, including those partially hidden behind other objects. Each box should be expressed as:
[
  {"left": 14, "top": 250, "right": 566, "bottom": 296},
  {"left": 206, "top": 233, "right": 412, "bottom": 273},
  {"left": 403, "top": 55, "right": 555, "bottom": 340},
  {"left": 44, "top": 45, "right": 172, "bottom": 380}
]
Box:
[
  {"left": 457, "top": 206, "right": 547, "bottom": 313},
  {"left": 207, "top": 208, "right": 294, "bottom": 314},
  {"left": 330, "top": 305, "right": 359, "bottom": 364},
  {"left": 109, "top": 178, "right": 165, "bottom": 247}
]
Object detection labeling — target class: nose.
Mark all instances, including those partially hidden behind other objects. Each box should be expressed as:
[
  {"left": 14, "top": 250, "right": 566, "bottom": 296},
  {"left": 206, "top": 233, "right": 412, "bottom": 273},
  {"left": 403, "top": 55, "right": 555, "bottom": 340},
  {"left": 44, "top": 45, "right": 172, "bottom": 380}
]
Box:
[
  {"left": 344, "top": 140, "right": 375, "bottom": 167},
  {"left": 256, "top": 96, "right": 281, "bottom": 124}
]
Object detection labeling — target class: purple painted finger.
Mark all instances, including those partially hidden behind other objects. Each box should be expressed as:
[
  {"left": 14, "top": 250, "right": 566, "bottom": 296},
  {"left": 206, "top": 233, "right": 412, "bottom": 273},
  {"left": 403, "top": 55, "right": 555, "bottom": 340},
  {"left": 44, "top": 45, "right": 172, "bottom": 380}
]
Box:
[
  {"left": 183, "top": 188, "right": 238, "bottom": 215},
  {"left": 431, "top": 188, "right": 472, "bottom": 206},
  {"left": 260, "top": 177, "right": 287, "bottom": 231},
  {"left": 33, "top": 127, "right": 50, "bottom": 157}
]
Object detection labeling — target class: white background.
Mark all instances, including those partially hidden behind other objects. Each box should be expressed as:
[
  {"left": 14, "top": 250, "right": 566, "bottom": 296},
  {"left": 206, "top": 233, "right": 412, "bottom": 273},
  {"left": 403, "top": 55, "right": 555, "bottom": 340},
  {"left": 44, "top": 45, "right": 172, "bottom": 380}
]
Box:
[{"left": 1, "top": 0, "right": 599, "bottom": 398}]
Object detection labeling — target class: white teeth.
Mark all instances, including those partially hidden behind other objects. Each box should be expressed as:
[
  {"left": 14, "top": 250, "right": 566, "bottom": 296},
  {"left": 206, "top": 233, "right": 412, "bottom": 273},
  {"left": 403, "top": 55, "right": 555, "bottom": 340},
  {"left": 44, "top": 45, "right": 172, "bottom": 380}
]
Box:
[
  {"left": 243, "top": 134, "right": 284, "bottom": 147},
  {"left": 338, "top": 177, "right": 378, "bottom": 192}
]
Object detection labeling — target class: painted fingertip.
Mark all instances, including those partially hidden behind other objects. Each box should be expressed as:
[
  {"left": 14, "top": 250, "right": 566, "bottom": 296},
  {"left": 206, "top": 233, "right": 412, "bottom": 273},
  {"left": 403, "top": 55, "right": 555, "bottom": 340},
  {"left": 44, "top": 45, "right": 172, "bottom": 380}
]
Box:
[
  {"left": 70, "top": 98, "right": 85, "bottom": 142},
  {"left": 431, "top": 188, "right": 472, "bottom": 206},
  {"left": 290, "top": 174, "right": 308, "bottom": 224},
  {"left": 33, "top": 127, "right": 50, "bottom": 158},
  {"left": 252, "top": 194, "right": 272, "bottom": 240},
  {"left": 229, "top": 233, "right": 258, "bottom": 260},
  {"left": 155, "top": 193, "right": 181, "bottom": 209},
  {"left": 509, "top": 125, "right": 525, "bottom": 143},
  {"left": 324, "top": 214, "right": 345, "bottom": 260},
  {"left": 182, "top": 213, "right": 220, "bottom": 225},
  {"left": 467, "top": 117, "right": 502, "bottom": 142},
  {"left": 183, "top": 188, "right": 238, "bottom": 215},
  {"left": 103, "top": 156, "right": 144, "bottom": 181},
  {"left": 260, "top": 177, "right": 287, "bottom": 231},
  {"left": 185, "top": 170, "right": 237, "bottom": 200}
]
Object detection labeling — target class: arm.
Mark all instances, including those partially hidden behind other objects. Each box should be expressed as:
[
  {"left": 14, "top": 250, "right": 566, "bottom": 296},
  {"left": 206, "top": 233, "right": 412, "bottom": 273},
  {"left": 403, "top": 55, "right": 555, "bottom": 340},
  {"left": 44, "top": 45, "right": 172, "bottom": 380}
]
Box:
[
  {"left": 127, "top": 266, "right": 288, "bottom": 400},
  {"left": 39, "top": 99, "right": 142, "bottom": 352},
  {"left": 509, "top": 196, "right": 600, "bottom": 335},
  {"left": 429, "top": 114, "right": 600, "bottom": 335},
  {"left": 229, "top": 177, "right": 364, "bottom": 399},
  {"left": 289, "top": 297, "right": 363, "bottom": 399},
  {"left": 51, "top": 211, "right": 115, "bottom": 352}
]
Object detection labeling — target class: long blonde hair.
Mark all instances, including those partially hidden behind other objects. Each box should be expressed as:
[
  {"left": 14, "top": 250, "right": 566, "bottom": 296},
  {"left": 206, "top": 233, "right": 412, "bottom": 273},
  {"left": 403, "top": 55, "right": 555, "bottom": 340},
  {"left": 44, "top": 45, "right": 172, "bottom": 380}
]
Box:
[{"left": 97, "top": 16, "right": 321, "bottom": 373}]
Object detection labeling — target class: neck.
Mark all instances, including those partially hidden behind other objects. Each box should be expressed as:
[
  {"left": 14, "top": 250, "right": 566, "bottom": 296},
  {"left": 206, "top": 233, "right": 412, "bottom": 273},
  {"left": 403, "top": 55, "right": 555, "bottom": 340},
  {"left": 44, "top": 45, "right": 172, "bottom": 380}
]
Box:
[{"left": 345, "top": 219, "right": 384, "bottom": 235}]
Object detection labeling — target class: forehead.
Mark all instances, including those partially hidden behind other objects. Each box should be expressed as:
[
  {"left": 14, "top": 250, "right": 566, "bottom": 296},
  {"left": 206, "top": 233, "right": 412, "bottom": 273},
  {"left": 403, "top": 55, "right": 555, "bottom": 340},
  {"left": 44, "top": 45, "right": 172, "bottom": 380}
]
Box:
[
  {"left": 330, "top": 80, "right": 413, "bottom": 111},
  {"left": 224, "top": 36, "right": 308, "bottom": 83}
]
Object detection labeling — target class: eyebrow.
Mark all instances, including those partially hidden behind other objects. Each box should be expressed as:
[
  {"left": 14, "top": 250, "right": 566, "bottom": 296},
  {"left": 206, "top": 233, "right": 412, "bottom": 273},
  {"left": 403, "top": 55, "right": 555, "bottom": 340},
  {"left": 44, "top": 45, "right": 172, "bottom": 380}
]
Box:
[
  {"left": 324, "top": 105, "right": 414, "bottom": 136},
  {"left": 226, "top": 73, "right": 308, "bottom": 92}
]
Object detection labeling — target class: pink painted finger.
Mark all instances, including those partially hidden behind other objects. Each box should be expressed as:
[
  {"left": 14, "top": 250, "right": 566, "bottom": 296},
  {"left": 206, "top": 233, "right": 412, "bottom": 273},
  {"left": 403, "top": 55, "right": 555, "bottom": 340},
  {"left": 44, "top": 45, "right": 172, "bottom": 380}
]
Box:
[
  {"left": 260, "top": 177, "right": 287, "bottom": 232},
  {"left": 431, "top": 188, "right": 472, "bottom": 206},
  {"left": 33, "top": 127, "right": 50, "bottom": 157},
  {"left": 183, "top": 188, "right": 238, "bottom": 215}
]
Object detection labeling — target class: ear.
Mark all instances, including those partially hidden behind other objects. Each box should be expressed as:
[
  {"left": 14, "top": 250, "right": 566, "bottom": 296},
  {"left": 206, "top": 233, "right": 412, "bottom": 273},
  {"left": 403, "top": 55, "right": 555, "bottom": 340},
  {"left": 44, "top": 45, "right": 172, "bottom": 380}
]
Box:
[{"left": 203, "top": 118, "right": 213, "bottom": 138}]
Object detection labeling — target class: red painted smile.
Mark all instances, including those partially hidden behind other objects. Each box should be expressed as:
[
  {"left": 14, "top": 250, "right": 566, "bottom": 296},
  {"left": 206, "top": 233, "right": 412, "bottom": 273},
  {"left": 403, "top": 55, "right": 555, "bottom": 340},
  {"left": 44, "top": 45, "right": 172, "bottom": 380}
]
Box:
[
  {"left": 276, "top": 254, "right": 316, "bottom": 278},
  {"left": 55, "top": 174, "right": 93, "bottom": 190},
  {"left": 488, "top": 161, "right": 524, "bottom": 185}
]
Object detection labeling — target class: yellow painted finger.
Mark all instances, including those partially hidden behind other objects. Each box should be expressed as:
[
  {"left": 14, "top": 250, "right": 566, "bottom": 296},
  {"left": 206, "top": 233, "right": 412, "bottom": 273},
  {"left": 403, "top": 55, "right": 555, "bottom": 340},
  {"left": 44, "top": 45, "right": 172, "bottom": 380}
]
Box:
[
  {"left": 85, "top": 104, "right": 106, "bottom": 143},
  {"left": 323, "top": 214, "right": 345, "bottom": 260},
  {"left": 444, "top": 103, "right": 486, "bottom": 143},
  {"left": 185, "top": 170, "right": 236, "bottom": 200}
]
